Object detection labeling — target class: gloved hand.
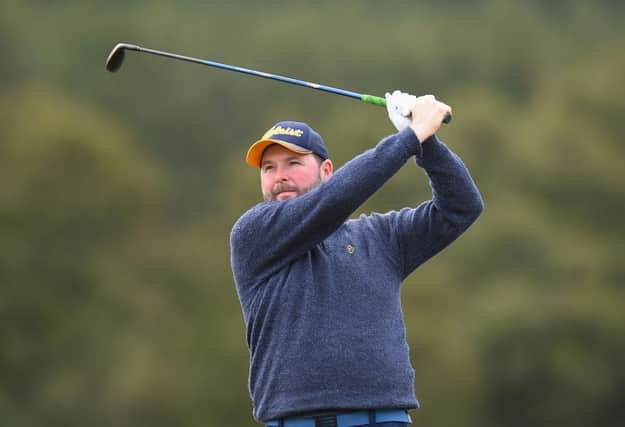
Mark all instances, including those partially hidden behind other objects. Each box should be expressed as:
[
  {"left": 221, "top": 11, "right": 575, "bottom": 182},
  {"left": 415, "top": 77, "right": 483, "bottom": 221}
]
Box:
[{"left": 385, "top": 90, "right": 417, "bottom": 132}]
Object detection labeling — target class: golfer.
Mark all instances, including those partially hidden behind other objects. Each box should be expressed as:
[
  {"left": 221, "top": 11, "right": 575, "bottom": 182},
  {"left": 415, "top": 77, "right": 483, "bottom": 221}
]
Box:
[{"left": 230, "top": 90, "right": 484, "bottom": 427}]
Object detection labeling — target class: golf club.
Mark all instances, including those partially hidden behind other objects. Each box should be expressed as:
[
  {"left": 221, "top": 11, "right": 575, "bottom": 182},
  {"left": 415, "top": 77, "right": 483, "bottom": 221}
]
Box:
[{"left": 106, "top": 42, "right": 451, "bottom": 124}]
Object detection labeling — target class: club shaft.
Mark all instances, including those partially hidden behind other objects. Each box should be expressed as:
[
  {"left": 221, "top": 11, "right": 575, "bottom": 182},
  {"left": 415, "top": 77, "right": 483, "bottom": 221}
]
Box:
[
  {"left": 130, "top": 45, "right": 368, "bottom": 102},
  {"left": 114, "top": 43, "right": 449, "bottom": 123}
]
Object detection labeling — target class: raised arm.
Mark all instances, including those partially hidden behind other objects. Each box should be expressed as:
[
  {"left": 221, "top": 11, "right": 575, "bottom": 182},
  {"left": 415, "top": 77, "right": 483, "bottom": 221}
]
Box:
[{"left": 380, "top": 91, "right": 484, "bottom": 277}]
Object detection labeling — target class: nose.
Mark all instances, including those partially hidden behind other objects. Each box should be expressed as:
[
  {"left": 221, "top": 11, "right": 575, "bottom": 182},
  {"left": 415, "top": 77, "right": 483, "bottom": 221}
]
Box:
[{"left": 274, "top": 165, "right": 289, "bottom": 182}]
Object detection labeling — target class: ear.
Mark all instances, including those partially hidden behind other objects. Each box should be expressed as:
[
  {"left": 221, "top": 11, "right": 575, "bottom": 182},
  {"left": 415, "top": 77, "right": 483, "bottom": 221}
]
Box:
[{"left": 320, "top": 159, "right": 333, "bottom": 181}]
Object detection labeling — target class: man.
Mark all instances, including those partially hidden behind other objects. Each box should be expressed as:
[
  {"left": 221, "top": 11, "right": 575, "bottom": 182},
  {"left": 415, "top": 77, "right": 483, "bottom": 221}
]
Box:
[{"left": 230, "top": 91, "right": 484, "bottom": 427}]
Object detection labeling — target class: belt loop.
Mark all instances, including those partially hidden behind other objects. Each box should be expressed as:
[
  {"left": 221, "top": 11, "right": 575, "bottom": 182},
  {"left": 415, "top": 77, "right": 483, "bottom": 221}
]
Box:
[
  {"left": 368, "top": 410, "right": 376, "bottom": 426},
  {"left": 278, "top": 419, "right": 284, "bottom": 427}
]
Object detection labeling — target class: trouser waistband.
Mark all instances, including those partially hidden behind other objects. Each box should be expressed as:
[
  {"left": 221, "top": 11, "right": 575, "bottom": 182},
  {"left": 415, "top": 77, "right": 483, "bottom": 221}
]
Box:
[{"left": 266, "top": 409, "right": 411, "bottom": 427}]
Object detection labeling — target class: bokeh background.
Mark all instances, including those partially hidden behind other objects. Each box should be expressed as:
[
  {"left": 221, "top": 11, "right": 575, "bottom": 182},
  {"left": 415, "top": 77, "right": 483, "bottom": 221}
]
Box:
[{"left": 1, "top": 1, "right": 624, "bottom": 426}]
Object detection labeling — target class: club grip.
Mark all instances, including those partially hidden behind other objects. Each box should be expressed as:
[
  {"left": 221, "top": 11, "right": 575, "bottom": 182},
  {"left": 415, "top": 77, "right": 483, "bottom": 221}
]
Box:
[
  {"left": 362, "top": 94, "right": 452, "bottom": 124},
  {"left": 361, "top": 94, "right": 387, "bottom": 107}
]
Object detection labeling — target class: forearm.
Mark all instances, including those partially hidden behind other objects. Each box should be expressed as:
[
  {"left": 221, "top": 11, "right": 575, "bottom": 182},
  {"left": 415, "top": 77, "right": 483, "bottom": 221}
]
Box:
[
  {"left": 416, "top": 135, "right": 484, "bottom": 228},
  {"left": 320, "top": 126, "right": 420, "bottom": 222}
]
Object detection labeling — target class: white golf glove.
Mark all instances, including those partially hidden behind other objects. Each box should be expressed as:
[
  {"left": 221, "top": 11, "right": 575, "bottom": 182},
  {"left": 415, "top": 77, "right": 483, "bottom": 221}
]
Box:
[{"left": 385, "top": 90, "right": 417, "bottom": 132}]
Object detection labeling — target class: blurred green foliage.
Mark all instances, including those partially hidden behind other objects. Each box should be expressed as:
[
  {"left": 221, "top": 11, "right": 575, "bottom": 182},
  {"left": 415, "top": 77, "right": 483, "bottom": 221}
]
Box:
[{"left": 1, "top": 1, "right": 624, "bottom": 426}]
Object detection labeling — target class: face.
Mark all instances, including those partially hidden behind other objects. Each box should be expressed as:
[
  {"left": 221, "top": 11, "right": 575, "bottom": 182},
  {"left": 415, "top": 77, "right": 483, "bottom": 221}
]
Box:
[{"left": 260, "top": 144, "right": 333, "bottom": 202}]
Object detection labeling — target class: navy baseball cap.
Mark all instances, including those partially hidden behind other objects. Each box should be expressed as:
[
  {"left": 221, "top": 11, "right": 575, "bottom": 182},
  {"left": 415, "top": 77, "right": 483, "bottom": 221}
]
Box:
[{"left": 246, "top": 121, "right": 329, "bottom": 168}]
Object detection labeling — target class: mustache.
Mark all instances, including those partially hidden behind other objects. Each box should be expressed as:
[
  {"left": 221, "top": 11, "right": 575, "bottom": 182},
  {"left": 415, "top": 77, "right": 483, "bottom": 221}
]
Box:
[{"left": 272, "top": 183, "right": 299, "bottom": 197}]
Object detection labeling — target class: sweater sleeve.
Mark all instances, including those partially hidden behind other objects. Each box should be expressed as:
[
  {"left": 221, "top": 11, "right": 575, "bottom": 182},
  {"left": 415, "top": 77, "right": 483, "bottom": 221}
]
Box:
[
  {"left": 230, "top": 127, "right": 420, "bottom": 285},
  {"left": 390, "top": 134, "right": 485, "bottom": 279}
]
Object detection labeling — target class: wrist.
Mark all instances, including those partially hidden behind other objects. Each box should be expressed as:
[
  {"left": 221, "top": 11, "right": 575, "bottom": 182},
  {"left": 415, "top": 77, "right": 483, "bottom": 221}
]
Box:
[{"left": 410, "top": 124, "right": 432, "bottom": 143}]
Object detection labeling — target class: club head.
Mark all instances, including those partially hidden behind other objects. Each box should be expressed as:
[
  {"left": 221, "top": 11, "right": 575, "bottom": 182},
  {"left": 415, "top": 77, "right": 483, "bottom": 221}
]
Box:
[{"left": 105, "top": 43, "right": 138, "bottom": 72}]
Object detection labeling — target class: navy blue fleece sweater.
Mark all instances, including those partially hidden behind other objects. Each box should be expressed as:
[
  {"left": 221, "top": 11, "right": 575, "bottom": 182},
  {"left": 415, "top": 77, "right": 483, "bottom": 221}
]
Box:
[{"left": 230, "top": 127, "right": 484, "bottom": 422}]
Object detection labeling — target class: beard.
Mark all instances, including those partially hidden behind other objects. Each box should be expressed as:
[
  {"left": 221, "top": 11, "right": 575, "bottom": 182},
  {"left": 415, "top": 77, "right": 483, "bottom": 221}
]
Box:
[{"left": 262, "top": 174, "right": 322, "bottom": 202}]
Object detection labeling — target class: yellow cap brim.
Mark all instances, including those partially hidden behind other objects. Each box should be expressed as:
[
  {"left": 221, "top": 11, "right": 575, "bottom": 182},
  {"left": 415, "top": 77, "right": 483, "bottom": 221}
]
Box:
[{"left": 246, "top": 139, "right": 312, "bottom": 168}]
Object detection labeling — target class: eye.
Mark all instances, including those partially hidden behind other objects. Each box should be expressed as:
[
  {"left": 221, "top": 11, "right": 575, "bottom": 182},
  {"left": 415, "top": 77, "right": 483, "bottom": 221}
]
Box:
[
  {"left": 261, "top": 164, "right": 274, "bottom": 172},
  {"left": 289, "top": 160, "right": 302, "bottom": 166}
]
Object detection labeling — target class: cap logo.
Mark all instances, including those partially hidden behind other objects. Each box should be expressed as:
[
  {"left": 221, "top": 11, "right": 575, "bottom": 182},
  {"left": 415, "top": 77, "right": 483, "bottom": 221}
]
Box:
[{"left": 262, "top": 125, "right": 304, "bottom": 140}]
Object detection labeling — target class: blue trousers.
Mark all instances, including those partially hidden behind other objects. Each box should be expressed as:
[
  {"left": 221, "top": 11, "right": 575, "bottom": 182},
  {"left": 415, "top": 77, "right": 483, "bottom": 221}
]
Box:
[
  {"left": 267, "top": 424, "right": 407, "bottom": 427},
  {"left": 266, "top": 408, "right": 411, "bottom": 427}
]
